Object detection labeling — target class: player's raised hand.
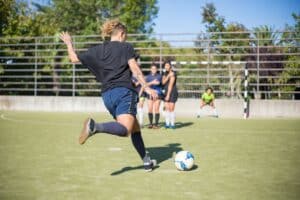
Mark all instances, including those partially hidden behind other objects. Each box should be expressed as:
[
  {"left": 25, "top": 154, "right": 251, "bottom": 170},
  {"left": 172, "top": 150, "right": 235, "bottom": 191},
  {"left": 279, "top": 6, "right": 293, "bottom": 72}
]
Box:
[
  {"left": 59, "top": 32, "right": 80, "bottom": 63},
  {"left": 144, "top": 87, "right": 158, "bottom": 100},
  {"left": 59, "top": 32, "right": 72, "bottom": 45}
]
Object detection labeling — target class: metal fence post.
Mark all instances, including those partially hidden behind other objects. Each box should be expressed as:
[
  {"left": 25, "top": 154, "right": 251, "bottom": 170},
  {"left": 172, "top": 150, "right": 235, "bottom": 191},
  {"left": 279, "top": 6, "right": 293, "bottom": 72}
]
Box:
[
  {"left": 72, "top": 64, "right": 75, "bottom": 96},
  {"left": 207, "top": 34, "right": 210, "bottom": 85},
  {"left": 256, "top": 33, "right": 260, "bottom": 96},
  {"left": 159, "top": 34, "right": 163, "bottom": 72},
  {"left": 72, "top": 37, "right": 76, "bottom": 96},
  {"left": 244, "top": 63, "right": 249, "bottom": 119},
  {"left": 34, "top": 37, "right": 38, "bottom": 96}
]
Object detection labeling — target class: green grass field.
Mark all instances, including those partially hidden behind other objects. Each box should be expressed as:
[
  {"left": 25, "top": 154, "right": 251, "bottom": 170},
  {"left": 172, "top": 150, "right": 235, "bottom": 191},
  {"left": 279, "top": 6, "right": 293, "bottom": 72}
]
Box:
[{"left": 0, "top": 111, "right": 300, "bottom": 200}]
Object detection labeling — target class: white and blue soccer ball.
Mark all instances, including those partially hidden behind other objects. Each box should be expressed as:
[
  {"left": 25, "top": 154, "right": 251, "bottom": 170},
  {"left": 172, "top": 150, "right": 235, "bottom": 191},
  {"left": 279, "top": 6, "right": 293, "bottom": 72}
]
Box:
[{"left": 174, "top": 151, "right": 195, "bottom": 171}]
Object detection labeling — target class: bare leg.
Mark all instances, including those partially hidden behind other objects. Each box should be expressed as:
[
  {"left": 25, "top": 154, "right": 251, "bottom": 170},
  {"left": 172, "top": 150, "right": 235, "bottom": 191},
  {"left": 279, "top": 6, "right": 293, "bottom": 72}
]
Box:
[
  {"left": 79, "top": 114, "right": 134, "bottom": 145},
  {"left": 137, "top": 99, "right": 144, "bottom": 127}
]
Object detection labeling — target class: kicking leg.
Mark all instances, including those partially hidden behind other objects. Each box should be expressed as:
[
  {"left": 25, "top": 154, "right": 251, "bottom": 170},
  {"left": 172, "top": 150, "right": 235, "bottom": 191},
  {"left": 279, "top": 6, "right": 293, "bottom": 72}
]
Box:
[
  {"left": 79, "top": 114, "right": 133, "bottom": 145},
  {"left": 131, "top": 118, "right": 156, "bottom": 171}
]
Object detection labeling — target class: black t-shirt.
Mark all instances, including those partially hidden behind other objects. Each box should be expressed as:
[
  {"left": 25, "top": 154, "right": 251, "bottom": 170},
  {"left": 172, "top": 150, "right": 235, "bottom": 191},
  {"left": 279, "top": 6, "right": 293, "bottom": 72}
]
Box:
[
  {"left": 78, "top": 41, "right": 138, "bottom": 93},
  {"left": 163, "top": 71, "right": 177, "bottom": 91}
]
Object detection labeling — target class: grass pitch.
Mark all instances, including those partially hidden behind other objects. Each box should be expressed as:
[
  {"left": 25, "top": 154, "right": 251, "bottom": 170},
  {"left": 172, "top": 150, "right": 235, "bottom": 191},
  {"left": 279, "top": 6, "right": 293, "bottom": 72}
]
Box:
[{"left": 0, "top": 111, "right": 300, "bottom": 200}]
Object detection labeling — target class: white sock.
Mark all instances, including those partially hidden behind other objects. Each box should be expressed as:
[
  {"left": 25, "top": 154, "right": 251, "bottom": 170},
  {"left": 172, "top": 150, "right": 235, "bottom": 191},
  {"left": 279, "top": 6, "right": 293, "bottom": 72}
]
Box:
[
  {"left": 165, "top": 111, "right": 170, "bottom": 126},
  {"left": 170, "top": 112, "right": 175, "bottom": 126},
  {"left": 213, "top": 108, "right": 218, "bottom": 116},
  {"left": 162, "top": 109, "right": 166, "bottom": 118},
  {"left": 138, "top": 107, "right": 143, "bottom": 125},
  {"left": 197, "top": 108, "right": 203, "bottom": 117}
]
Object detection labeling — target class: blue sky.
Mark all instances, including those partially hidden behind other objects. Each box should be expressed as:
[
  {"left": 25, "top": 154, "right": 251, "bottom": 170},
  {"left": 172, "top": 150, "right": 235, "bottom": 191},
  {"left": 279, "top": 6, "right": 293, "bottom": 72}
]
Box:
[{"left": 153, "top": 0, "right": 300, "bottom": 33}]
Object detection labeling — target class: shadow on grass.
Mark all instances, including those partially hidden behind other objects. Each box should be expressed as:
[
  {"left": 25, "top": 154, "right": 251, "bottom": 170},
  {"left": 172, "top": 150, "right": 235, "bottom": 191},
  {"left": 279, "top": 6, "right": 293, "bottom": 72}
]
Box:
[
  {"left": 174, "top": 122, "right": 194, "bottom": 129},
  {"left": 188, "top": 164, "right": 198, "bottom": 171},
  {"left": 110, "top": 143, "right": 183, "bottom": 176},
  {"left": 145, "top": 122, "right": 194, "bottom": 129}
]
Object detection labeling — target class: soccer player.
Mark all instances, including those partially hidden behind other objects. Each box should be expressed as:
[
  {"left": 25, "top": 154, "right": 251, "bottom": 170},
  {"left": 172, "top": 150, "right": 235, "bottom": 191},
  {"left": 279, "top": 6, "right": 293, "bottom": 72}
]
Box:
[
  {"left": 59, "top": 19, "right": 157, "bottom": 172},
  {"left": 146, "top": 64, "right": 163, "bottom": 129},
  {"left": 198, "top": 87, "right": 218, "bottom": 117},
  {"left": 162, "top": 61, "right": 178, "bottom": 129}
]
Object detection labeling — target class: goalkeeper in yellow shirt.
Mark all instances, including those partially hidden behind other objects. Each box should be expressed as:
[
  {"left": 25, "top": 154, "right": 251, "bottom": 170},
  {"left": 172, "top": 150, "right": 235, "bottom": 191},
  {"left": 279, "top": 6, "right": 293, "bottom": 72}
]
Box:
[{"left": 197, "top": 87, "right": 218, "bottom": 118}]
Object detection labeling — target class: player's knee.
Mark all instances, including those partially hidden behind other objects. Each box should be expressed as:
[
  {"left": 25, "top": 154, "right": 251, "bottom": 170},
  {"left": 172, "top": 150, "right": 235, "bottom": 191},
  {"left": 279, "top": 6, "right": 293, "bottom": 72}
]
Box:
[{"left": 123, "top": 126, "right": 132, "bottom": 136}]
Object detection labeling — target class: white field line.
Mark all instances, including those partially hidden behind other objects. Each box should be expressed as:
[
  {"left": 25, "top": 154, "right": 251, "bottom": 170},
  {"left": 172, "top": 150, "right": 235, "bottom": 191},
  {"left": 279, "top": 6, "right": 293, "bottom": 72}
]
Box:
[{"left": 0, "top": 113, "right": 75, "bottom": 127}]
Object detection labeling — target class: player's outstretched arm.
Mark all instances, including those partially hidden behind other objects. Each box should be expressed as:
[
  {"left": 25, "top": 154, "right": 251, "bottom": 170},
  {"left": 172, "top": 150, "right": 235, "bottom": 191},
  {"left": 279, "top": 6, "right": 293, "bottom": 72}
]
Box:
[
  {"left": 128, "top": 58, "right": 158, "bottom": 100},
  {"left": 59, "top": 32, "right": 80, "bottom": 63}
]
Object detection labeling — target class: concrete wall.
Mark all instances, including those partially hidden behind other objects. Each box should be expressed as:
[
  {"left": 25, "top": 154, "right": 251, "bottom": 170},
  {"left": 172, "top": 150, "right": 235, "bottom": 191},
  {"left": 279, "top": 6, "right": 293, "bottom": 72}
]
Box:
[{"left": 1, "top": 95, "right": 300, "bottom": 118}]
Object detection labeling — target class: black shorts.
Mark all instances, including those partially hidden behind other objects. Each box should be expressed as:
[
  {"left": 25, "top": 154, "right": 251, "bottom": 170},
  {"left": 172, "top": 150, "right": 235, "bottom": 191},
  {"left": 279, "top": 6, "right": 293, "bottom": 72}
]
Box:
[
  {"left": 203, "top": 100, "right": 213, "bottom": 105},
  {"left": 164, "top": 89, "right": 178, "bottom": 103}
]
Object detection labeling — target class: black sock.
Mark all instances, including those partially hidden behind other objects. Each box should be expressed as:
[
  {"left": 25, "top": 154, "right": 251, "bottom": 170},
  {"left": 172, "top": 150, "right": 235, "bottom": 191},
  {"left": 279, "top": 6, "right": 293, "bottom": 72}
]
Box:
[
  {"left": 131, "top": 131, "right": 146, "bottom": 160},
  {"left": 95, "top": 122, "right": 128, "bottom": 137},
  {"left": 155, "top": 113, "right": 160, "bottom": 126},
  {"left": 148, "top": 113, "right": 153, "bottom": 125}
]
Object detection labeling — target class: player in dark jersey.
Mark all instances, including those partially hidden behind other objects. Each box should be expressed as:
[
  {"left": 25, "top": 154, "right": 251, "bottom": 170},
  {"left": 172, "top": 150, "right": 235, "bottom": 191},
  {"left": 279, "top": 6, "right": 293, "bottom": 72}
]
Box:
[
  {"left": 162, "top": 61, "right": 178, "bottom": 129},
  {"left": 59, "top": 19, "right": 157, "bottom": 172},
  {"left": 145, "top": 64, "right": 164, "bottom": 129}
]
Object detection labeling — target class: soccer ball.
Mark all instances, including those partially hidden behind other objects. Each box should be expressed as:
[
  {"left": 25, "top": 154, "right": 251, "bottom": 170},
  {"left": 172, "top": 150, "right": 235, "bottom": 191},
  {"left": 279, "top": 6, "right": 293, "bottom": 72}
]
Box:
[{"left": 174, "top": 151, "right": 194, "bottom": 171}]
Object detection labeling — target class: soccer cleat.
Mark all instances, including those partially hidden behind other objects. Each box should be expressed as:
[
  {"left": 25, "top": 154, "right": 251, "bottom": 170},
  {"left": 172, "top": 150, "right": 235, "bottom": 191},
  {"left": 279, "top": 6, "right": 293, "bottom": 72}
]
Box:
[
  {"left": 152, "top": 125, "right": 160, "bottom": 129},
  {"left": 165, "top": 125, "right": 169, "bottom": 129},
  {"left": 79, "top": 118, "right": 95, "bottom": 145},
  {"left": 144, "top": 159, "right": 157, "bottom": 172},
  {"left": 148, "top": 124, "right": 153, "bottom": 129},
  {"left": 170, "top": 125, "right": 176, "bottom": 129}
]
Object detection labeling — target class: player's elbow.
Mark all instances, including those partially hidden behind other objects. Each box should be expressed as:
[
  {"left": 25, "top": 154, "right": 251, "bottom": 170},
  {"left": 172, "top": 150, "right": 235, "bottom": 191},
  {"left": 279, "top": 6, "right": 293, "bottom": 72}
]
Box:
[
  {"left": 69, "top": 57, "right": 80, "bottom": 64},
  {"left": 70, "top": 59, "right": 79, "bottom": 63}
]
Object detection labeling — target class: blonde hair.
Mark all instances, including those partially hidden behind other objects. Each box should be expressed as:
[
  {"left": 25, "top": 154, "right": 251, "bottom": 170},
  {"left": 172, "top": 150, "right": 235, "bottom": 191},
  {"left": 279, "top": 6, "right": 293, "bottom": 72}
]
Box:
[{"left": 101, "top": 19, "right": 127, "bottom": 38}]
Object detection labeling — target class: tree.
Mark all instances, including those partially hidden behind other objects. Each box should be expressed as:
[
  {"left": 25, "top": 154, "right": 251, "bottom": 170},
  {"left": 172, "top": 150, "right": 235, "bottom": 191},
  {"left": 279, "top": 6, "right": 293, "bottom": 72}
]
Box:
[
  {"left": 253, "top": 25, "right": 279, "bottom": 46},
  {"left": 32, "top": 0, "right": 158, "bottom": 95},
  {"left": 0, "top": 0, "right": 14, "bottom": 36},
  {"left": 201, "top": 3, "right": 225, "bottom": 33},
  {"left": 249, "top": 25, "right": 284, "bottom": 99},
  {"left": 35, "top": 0, "right": 158, "bottom": 35},
  {"left": 279, "top": 13, "right": 300, "bottom": 99},
  {"left": 197, "top": 3, "right": 250, "bottom": 98},
  {"left": 1, "top": 0, "right": 158, "bottom": 96},
  {"left": 41, "top": 0, "right": 158, "bottom": 95}
]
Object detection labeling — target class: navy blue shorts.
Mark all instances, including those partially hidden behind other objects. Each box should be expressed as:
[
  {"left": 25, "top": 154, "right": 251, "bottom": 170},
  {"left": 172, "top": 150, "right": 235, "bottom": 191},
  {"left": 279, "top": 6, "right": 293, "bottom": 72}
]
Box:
[{"left": 102, "top": 87, "right": 138, "bottom": 119}]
